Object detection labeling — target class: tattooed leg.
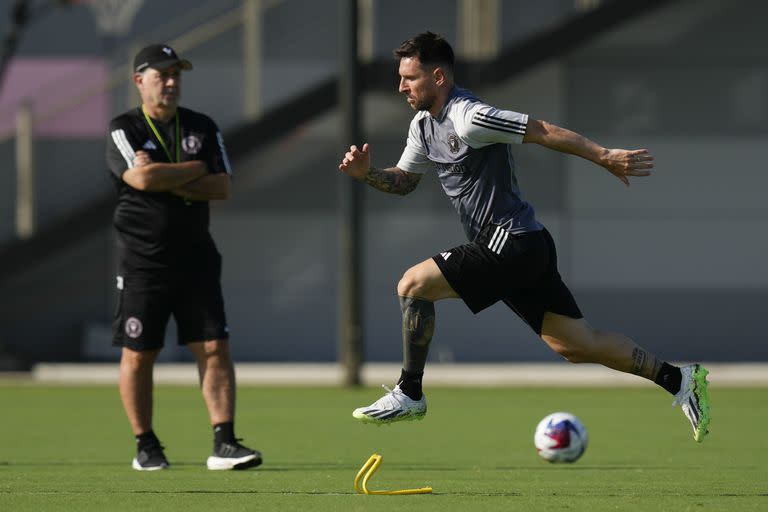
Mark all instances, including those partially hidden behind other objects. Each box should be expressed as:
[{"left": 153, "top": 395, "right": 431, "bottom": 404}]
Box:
[
  {"left": 540, "top": 313, "right": 675, "bottom": 387},
  {"left": 393, "top": 296, "right": 435, "bottom": 401},
  {"left": 630, "top": 347, "right": 663, "bottom": 380},
  {"left": 400, "top": 296, "right": 435, "bottom": 373}
]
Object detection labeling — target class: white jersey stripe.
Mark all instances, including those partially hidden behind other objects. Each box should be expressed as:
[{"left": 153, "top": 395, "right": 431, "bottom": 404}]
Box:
[
  {"left": 488, "top": 227, "right": 510, "bottom": 254},
  {"left": 471, "top": 119, "right": 526, "bottom": 135},
  {"left": 111, "top": 129, "right": 135, "bottom": 168},
  {"left": 488, "top": 226, "right": 502, "bottom": 252},
  {"left": 216, "top": 132, "right": 233, "bottom": 175},
  {"left": 473, "top": 112, "right": 526, "bottom": 129},
  {"left": 488, "top": 228, "right": 497, "bottom": 251},
  {"left": 491, "top": 230, "right": 504, "bottom": 253}
]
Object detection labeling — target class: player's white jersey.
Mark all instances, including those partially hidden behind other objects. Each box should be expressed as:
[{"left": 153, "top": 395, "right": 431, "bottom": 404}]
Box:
[{"left": 397, "top": 86, "right": 542, "bottom": 241}]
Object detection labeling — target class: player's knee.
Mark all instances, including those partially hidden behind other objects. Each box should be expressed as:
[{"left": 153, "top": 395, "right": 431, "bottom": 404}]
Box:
[
  {"left": 192, "top": 339, "right": 230, "bottom": 360},
  {"left": 121, "top": 347, "right": 159, "bottom": 369},
  {"left": 542, "top": 336, "right": 591, "bottom": 364},
  {"left": 397, "top": 267, "right": 426, "bottom": 297}
]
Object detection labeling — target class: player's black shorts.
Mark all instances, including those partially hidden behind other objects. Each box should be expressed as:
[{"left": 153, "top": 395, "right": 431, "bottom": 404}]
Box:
[
  {"left": 112, "top": 259, "right": 228, "bottom": 351},
  {"left": 432, "top": 224, "right": 582, "bottom": 334}
]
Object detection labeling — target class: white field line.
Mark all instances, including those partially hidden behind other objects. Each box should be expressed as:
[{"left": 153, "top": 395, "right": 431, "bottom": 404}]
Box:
[{"left": 21, "top": 362, "right": 768, "bottom": 387}]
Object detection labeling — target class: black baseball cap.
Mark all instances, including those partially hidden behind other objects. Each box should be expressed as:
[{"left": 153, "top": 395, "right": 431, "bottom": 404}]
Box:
[{"left": 133, "top": 44, "right": 193, "bottom": 73}]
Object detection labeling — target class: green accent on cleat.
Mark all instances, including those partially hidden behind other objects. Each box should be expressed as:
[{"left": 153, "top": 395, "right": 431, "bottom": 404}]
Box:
[{"left": 692, "top": 365, "right": 711, "bottom": 442}]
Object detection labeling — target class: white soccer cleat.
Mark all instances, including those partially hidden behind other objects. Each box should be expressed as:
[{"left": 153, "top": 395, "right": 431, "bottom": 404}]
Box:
[
  {"left": 672, "top": 364, "right": 711, "bottom": 443},
  {"left": 352, "top": 384, "right": 427, "bottom": 424}
]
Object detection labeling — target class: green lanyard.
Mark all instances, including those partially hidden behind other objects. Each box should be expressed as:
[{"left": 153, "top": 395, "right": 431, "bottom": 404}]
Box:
[
  {"left": 141, "top": 104, "right": 180, "bottom": 163},
  {"left": 142, "top": 105, "right": 191, "bottom": 205}
]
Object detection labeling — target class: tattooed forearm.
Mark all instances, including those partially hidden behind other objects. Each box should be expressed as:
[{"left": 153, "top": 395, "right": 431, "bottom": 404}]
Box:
[
  {"left": 364, "top": 167, "right": 422, "bottom": 195},
  {"left": 630, "top": 347, "right": 663, "bottom": 380}
]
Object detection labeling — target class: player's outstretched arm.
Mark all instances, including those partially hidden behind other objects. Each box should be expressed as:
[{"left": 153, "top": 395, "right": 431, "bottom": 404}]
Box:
[
  {"left": 338, "top": 143, "right": 422, "bottom": 195},
  {"left": 523, "top": 118, "right": 654, "bottom": 187}
]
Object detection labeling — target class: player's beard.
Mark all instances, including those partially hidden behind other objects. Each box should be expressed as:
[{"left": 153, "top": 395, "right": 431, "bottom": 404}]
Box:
[{"left": 408, "top": 91, "right": 436, "bottom": 112}]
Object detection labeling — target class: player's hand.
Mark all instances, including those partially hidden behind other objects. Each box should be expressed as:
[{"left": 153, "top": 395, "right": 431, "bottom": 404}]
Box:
[
  {"left": 132, "top": 150, "right": 152, "bottom": 168},
  {"left": 339, "top": 143, "right": 371, "bottom": 180},
  {"left": 600, "top": 148, "right": 653, "bottom": 186}
]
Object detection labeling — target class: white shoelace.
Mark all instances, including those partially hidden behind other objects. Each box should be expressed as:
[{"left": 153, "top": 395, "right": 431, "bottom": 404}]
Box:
[{"left": 372, "top": 384, "right": 407, "bottom": 410}]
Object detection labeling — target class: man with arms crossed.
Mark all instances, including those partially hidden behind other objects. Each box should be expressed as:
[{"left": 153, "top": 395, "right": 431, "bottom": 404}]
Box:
[
  {"left": 339, "top": 32, "right": 710, "bottom": 442},
  {"left": 106, "top": 44, "right": 262, "bottom": 470}
]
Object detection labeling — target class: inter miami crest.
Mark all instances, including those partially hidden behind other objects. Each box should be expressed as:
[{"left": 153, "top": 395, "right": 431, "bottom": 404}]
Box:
[
  {"left": 447, "top": 132, "right": 460, "bottom": 154},
  {"left": 125, "top": 317, "right": 143, "bottom": 339},
  {"left": 182, "top": 134, "right": 203, "bottom": 154}
]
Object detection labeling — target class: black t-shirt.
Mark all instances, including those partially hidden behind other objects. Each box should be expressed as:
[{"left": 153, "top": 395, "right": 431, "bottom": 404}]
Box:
[{"left": 106, "top": 106, "right": 232, "bottom": 273}]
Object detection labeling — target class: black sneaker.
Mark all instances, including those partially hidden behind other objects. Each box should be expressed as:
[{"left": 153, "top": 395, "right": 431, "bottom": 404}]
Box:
[
  {"left": 132, "top": 443, "right": 170, "bottom": 471},
  {"left": 207, "top": 440, "right": 262, "bottom": 470}
]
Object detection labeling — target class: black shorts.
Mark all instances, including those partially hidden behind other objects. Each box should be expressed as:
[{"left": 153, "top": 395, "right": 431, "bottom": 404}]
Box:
[
  {"left": 432, "top": 225, "right": 582, "bottom": 334},
  {"left": 112, "top": 263, "right": 228, "bottom": 351}
]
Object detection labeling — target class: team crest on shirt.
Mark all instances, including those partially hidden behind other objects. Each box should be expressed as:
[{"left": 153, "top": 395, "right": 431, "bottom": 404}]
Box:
[
  {"left": 182, "top": 133, "right": 203, "bottom": 154},
  {"left": 125, "top": 317, "right": 143, "bottom": 339},
  {"left": 447, "top": 132, "right": 461, "bottom": 154}
]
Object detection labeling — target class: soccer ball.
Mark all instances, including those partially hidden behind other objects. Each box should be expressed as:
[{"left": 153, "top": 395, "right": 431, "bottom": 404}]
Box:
[{"left": 534, "top": 412, "right": 588, "bottom": 463}]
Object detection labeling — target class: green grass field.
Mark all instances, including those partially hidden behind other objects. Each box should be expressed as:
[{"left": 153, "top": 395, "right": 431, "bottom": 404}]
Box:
[{"left": 0, "top": 384, "right": 766, "bottom": 511}]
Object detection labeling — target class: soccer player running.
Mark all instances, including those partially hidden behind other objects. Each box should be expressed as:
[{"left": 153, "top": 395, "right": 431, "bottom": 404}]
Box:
[
  {"left": 106, "top": 44, "right": 261, "bottom": 470},
  {"left": 338, "top": 32, "right": 710, "bottom": 442}
]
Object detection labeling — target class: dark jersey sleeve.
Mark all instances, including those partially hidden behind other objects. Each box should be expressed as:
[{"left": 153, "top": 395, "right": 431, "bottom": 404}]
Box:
[
  {"left": 106, "top": 117, "right": 139, "bottom": 179},
  {"left": 203, "top": 118, "right": 233, "bottom": 176}
]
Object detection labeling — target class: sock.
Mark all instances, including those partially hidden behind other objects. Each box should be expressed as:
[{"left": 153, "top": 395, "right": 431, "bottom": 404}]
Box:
[
  {"left": 136, "top": 430, "right": 160, "bottom": 451},
  {"left": 397, "top": 368, "right": 424, "bottom": 401},
  {"left": 654, "top": 362, "right": 682, "bottom": 396},
  {"left": 213, "top": 422, "right": 236, "bottom": 447}
]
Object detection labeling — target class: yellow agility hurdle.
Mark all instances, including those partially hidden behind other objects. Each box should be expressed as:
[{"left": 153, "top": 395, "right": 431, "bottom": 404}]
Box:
[{"left": 354, "top": 453, "right": 433, "bottom": 495}]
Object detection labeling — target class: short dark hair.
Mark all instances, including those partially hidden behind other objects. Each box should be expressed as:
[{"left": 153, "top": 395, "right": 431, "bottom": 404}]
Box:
[{"left": 394, "top": 32, "right": 454, "bottom": 72}]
